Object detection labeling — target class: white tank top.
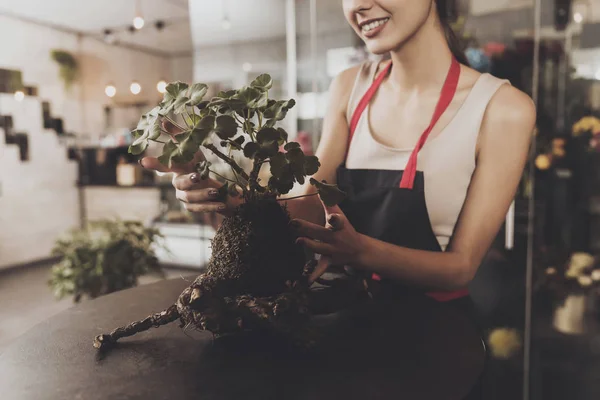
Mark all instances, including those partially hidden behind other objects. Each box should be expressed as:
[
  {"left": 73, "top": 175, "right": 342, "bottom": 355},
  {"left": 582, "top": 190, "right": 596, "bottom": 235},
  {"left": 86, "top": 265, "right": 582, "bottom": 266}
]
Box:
[{"left": 345, "top": 61, "right": 509, "bottom": 250}]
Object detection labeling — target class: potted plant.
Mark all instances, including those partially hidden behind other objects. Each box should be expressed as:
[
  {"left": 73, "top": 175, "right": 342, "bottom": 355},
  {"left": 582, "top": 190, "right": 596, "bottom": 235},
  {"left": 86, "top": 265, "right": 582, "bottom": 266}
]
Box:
[
  {"left": 93, "top": 75, "right": 360, "bottom": 351},
  {"left": 50, "top": 49, "right": 78, "bottom": 90},
  {"left": 49, "top": 220, "right": 164, "bottom": 303}
]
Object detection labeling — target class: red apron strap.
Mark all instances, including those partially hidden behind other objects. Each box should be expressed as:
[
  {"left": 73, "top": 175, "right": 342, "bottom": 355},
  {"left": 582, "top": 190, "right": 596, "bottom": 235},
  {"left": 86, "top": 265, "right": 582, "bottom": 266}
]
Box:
[
  {"left": 346, "top": 61, "right": 393, "bottom": 158},
  {"left": 399, "top": 58, "right": 461, "bottom": 189}
]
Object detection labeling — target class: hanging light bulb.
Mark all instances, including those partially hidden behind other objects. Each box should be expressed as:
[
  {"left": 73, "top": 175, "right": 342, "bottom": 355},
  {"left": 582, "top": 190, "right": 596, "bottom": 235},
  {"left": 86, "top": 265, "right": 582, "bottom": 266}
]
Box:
[
  {"left": 14, "top": 90, "right": 25, "bottom": 102},
  {"left": 104, "top": 84, "right": 117, "bottom": 98},
  {"left": 130, "top": 81, "right": 142, "bottom": 95},
  {"left": 133, "top": 0, "right": 145, "bottom": 30},
  {"left": 242, "top": 62, "right": 252, "bottom": 72},
  {"left": 574, "top": 12, "right": 583, "bottom": 24},
  {"left": 133, "top": 16, "right": 145, "bottom": 30},
  {"left": 156, "top": 80, "right": 167, "bottom": 94}
]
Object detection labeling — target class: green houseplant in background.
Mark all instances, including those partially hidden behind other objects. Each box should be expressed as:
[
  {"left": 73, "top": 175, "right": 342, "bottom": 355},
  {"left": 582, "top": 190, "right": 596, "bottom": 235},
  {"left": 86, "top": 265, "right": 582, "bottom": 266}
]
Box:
[
  {"left": 49, "top": 220, "right": 164, "bottom": 303},
  {"left": 50, "top": 49, "right": 78, "bottom": 90},
  {"left": 93, "top": 74, "right": 358, "bottom": 352}
]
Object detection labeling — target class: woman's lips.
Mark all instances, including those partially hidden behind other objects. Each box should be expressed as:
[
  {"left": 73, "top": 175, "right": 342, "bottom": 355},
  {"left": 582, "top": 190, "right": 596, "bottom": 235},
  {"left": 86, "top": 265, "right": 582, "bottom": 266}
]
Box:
[{"left": 360, "top": 18, "right": 389, "bottom": 39}]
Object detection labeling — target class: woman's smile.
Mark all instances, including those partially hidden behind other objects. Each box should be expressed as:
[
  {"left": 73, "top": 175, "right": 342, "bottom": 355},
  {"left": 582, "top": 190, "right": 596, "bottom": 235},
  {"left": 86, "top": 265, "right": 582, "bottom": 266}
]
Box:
[{"left": 358, "top": 17, "right": 390, "bottom": 38}]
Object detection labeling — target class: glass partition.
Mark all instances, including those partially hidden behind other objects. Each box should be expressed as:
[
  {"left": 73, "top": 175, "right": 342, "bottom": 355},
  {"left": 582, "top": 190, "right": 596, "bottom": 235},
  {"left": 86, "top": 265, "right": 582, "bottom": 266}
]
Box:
[{"left": 300, "top": 1, "right": 539, "bottom": 399}]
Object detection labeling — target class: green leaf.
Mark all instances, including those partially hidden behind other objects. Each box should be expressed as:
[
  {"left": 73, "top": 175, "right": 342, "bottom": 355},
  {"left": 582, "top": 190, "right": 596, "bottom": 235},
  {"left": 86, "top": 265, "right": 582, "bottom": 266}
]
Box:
[
  {"left": 243, "top": 142, "right": 260, "bottom": 158},
  {"left": 268, "top": 175, "right": 294, "bottom": 195},
  {"left": 217, "top": 89, "right": 237, "bottom": 98},
  {"left": 187, "top": 83, "right": 208, "bottom": 106},
  {"left": 233, "top": 136, "right": 246, "bottom": 147},
  {"left": 129, "top": 140, "right": 148, "bottom": 155},
  {"left": 157, "top": 133, "right": 198, "bottom": 167},
  {"left": 173, "top": 96, "right": 190, "bottom": 115},
  {"left": 157, "top": 140, "right": 178, "bottom": 166},
  {"left": 191, "top": 128, "right": 212, "bottom": 146},
  {"left": 286, "top": 147, "right": 306, "bottom": 184},
  {"left": 256, "top": 127, "right": 280, "bottom": 144},
  {"left": 196, "top": 100, "right": 209, "bottom": 110},
  {"left": 198, "top": 115, "right": 216, "bottom": 130},
  {"left": 165, "top": 82, "right": 189, "bottom": 99},
  {"left": 277, "top": 127, "right": 288, "bottom": 145},
  {"left": 259, "top": 140, "right": 279, "bottom": 158},
  {"left": 309, "top": 178, "right": 347, "bottom": 207},
  {"left": 269, "top": 153, "right": 287, "bottom": 178},
  {"left": 304, "top": 155, "right": 320, "bottom": 175},
  {"left": 183, "top": 112, "right": 202, "bottom": 127},
  {"left": 284, "top": 142, "right": 300, "bottom": 151},
  {"left": 236, "top": 86, "right": 268, "bottom": 109},
  {"left": 215, "top": 115, "right": 238, "bottom": 140},
  {"left": 128, "top": 110, "right": 161, "bottom": 154},
  {"left": 250, "top": 74, "right": 273, "bottom": 91},
  {"left": 263, "top": 99, "right": 296, "bottom": 121}
]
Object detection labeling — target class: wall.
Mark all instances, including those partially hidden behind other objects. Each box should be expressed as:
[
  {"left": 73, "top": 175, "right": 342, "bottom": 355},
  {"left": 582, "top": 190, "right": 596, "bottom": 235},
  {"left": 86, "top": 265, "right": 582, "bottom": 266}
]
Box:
[
  {"left": 0, "top": 15, "right": 193, "bottom": 269},
  {"left": 0, "top": 14, "right": 173, "bottom": 139},
  {"left": 0, "top": 94, "right": 79, "bottom": 269}
]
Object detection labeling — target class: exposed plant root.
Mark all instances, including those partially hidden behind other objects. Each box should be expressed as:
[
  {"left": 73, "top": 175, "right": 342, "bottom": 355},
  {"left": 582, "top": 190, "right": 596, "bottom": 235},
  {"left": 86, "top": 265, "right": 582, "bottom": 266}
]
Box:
[
  {"left": 93, "top": 202, "right": 369, "bottom": 353},
  {"left": 93, "top": 304, "right": 180, "bottom": 350}
]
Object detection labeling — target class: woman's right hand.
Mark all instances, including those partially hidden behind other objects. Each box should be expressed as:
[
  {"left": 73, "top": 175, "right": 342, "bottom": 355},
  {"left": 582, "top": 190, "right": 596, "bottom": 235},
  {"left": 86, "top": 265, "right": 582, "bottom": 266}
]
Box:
[{"left": 140, "top": 121, "right": 242, "bottom": 216}]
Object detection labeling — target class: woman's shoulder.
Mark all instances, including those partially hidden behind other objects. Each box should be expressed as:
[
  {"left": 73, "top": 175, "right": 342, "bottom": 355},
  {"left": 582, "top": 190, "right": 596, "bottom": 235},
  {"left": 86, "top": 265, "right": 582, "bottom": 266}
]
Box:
[
  {"left": 476, "top": 69, "right": 536, "bottom": 148},
  {"left": 328, "top": 62, "right": 372, "bottom": 116}
]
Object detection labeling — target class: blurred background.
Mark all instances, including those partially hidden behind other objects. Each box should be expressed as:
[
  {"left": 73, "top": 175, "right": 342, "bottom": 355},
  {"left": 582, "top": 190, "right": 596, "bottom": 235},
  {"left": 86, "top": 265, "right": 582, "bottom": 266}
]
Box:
[{"left": 2, "top": 0, "right": 600, "bottom": 399}]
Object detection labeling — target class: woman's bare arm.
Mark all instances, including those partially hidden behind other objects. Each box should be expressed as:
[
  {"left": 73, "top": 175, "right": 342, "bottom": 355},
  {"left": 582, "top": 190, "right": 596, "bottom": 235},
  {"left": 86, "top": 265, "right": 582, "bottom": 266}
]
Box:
[
  {"left": 295, "top": 84, "right": 536, "bottom": 291},
  {"left": 282, "top": 66, "right": 360, "bottom": 225}
]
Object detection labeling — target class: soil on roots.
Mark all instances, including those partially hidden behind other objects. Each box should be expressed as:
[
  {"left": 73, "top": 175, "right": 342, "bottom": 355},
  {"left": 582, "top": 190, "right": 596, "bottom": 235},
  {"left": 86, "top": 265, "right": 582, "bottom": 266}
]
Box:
[{"left": 206, "top": 199, "right": 306, "bottom": 297}]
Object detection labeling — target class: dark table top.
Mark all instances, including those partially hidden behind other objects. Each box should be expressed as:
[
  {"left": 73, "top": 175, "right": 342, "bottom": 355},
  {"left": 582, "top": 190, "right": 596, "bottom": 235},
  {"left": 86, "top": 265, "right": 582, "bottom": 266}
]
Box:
[{"left": 0, "top": 278, "right": 485, "bottom": 400}]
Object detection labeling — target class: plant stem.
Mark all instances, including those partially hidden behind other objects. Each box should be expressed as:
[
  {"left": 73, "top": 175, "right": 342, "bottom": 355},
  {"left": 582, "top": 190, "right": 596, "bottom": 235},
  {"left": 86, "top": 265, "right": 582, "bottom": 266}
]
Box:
[
  {"left": 209, "top": 169, "right": 237, "bottom": 183},
  {"left": 204, "top": 143, "right": 249, "bottom": 181},
  {"left": 277, "top": 193, "right": 319, "bottom": 202}
]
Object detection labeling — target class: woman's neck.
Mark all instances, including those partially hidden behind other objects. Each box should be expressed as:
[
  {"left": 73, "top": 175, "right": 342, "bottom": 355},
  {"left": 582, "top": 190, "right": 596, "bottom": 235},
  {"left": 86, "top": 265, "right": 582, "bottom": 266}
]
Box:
[{"left": 387, "top": 19, "right": 454, "bottom": 93}]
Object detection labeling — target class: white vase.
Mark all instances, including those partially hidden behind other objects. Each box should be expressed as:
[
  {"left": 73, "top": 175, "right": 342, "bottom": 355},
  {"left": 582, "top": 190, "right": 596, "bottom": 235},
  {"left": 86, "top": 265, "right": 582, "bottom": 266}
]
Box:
[{"left": 553, "top": 294, "right": 587, "bottom": 334}]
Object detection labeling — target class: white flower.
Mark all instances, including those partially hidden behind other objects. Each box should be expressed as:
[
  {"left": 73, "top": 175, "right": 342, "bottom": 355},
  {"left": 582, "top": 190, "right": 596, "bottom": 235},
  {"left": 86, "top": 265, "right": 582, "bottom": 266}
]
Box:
[
  {"left": 591, "top": 270, "right": 600, "bottom": 281},
  {"left": 578, "top": 275, "right": 593, "bottom": 287}
]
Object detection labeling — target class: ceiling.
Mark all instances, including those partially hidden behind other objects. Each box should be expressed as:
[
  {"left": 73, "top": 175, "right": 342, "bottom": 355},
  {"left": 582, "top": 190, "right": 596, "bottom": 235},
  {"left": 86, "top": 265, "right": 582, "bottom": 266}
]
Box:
[
  {"left": 0, "top": 0, "right": 350, "bottom": 56},
  {"left": 0, "top": 0, "right": 192, "bottom": 56}
]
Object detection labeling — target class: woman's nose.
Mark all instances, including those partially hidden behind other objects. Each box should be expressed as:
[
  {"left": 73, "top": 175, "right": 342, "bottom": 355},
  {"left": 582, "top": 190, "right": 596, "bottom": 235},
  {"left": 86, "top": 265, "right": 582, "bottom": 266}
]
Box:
[{"left": 344, "top": 0, "right": 374, "bottom": 13}]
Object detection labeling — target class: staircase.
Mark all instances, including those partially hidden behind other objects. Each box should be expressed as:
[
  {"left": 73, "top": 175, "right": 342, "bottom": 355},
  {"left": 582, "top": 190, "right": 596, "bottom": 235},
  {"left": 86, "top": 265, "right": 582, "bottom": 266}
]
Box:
[{"left": 0, "top": 89, "right": 79, "bottom": 270}]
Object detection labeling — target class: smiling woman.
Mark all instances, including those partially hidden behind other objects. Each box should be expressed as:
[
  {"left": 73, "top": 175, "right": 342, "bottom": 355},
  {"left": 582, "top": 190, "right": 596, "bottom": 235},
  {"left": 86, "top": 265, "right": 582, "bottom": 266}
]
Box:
[{"left": 151, "top": 0, "right": 534, "bottom": 321}]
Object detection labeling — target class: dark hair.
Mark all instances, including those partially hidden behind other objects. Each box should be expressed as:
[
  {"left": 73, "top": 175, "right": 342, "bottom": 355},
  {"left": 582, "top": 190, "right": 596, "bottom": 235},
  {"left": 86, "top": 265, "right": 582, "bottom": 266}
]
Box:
[{"left": 435, "top": 0, "right": 469, "bottom": 66}]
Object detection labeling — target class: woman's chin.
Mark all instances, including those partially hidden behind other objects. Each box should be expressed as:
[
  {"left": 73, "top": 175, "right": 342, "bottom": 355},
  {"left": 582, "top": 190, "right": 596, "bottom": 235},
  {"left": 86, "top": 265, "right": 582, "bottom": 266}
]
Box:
[{"left": 364, "top": 42, "right": 394, "bottom": 56}]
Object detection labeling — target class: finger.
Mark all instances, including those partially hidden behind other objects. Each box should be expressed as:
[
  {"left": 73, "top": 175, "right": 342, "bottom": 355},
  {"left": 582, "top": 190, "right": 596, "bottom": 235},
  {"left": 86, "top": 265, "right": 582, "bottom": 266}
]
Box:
[
  {"left": 309, "top": 256, "right": 332, "bottom": 282},
  {"left": 296, "top": 237, "right": 335, "bottom": 256},
  {"left": 182, "top": 202, "right": 226, "bottom": 213},
  {"left": 327, "top": 214, "right": 345, "bottom": 231},
  {"left": 174, "top": 173, "right": 211, "bottom": 191},
  {"left": 290, "top": 219, "right": 334, "bottom": 242},
  {"left": 176, "top": 188, "right": 221, "bottom": 203},
  {"left": 318, "top": 196, "right": 344, "bottom": 218}
]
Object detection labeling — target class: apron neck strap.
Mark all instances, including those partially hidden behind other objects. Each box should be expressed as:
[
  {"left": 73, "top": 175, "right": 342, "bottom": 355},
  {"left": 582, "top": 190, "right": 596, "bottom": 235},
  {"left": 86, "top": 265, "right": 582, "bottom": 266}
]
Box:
[
  {"left": 399, "top": 57, "right": 461, "bottom": 189},
  {"left": 345, "top": 58, "right": 461, "bottom": 190}
]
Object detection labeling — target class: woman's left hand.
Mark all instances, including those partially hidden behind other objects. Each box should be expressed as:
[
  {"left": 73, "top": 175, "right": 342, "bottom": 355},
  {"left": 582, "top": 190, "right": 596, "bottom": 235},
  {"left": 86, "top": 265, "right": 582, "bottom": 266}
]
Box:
[{"left": 291, "top": 199, "right": 366, "bottom": 282}]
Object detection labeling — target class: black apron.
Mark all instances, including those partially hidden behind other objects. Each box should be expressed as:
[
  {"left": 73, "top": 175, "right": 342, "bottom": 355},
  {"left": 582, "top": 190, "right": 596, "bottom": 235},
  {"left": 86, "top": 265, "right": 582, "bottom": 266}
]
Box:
[{"left": 337, "top": 57, "right": 469, "bottom": 302}]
